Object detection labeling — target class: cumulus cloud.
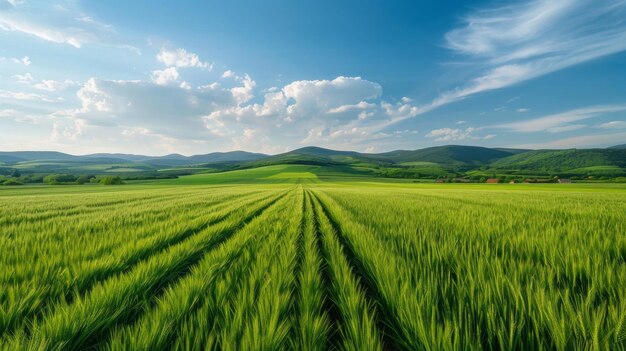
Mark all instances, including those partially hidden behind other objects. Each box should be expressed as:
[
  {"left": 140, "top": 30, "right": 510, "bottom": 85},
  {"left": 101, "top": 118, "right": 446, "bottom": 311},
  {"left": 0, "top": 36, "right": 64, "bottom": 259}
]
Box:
[
  {"left": 59, "top": 78, "right": 236, "bottom": 140},
  {"left": 157, "top": 48, "right": 212, "bottom": 69},
  {"left": 281, "top": 76, "right": 382, "bottom": 119},
  {"left": 151, "top": 67, "right": 180, "bottom": 85},
  {"left": 49, "top": 74, "right": 424, "bottom": 152},
  {"left": 426, "top": 127, "right": 476, "bottom": 141},
  {"left": 230, "top": 74, "right": 256, "bottom": 104}
]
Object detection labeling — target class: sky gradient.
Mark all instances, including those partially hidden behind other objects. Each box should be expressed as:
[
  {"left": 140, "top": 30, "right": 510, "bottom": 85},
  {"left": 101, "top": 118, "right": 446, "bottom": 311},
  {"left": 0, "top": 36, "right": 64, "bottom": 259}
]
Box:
[{"left": 1, "top": 0, "right": 626, "bottom": 155}]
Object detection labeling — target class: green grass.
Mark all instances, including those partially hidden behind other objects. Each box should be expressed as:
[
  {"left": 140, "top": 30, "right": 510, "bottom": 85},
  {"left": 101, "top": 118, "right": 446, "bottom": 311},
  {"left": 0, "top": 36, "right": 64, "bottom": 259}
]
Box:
[{"left": 1, "top": 169, "right": 625, "bottom": 350}]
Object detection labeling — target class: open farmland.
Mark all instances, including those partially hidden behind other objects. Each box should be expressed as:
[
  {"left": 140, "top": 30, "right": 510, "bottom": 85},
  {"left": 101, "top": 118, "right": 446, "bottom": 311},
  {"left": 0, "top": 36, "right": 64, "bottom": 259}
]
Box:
[{"left": 1, "top": 175, "right": 625, "bottom": 350}]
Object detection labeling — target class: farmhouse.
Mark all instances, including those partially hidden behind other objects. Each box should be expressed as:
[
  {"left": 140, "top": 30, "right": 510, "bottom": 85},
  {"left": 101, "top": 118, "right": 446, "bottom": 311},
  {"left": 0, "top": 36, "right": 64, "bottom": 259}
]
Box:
[{"left": 485, "top": 178, "right": 499, "bottom": 183}]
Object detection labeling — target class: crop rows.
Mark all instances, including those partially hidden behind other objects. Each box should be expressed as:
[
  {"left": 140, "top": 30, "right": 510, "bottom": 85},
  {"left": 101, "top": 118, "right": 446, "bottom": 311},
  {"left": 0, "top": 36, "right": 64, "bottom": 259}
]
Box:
[{"left": 1, "top": 184, "right": 625, "bottom": 350}]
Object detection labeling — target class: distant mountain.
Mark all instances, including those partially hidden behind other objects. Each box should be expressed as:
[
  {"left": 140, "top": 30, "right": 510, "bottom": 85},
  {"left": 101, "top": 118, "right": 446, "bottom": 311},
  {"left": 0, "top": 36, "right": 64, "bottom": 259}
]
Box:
[
  {"left": 0, "top": 153, "right": 27, "bottom": 164},
  {"left": 378, "top": 145, "right": 519, "bottom": 166},
  {"left": 0, "top": 150, "right": 267, "bottom": 166},
  {"left": 187, "top": 151, "right": 267, "bottom": 164},
  {"left": 2, "top": 146, "right": 625, "bottom": 178},
  {"left": 490, "top": 149, "right": 626, "bottom": 172},
  {"left": 244, "top": 146, "right": 386, "bottom": 167},
  {"left": 0, "top": 151, "right": 82, "bottom": 163},
  {"left": 84, "top": 153, "right": 155, "bottom": 162},
  {"left": 141, "top": 151, "right": 268, "bottom": 166}
]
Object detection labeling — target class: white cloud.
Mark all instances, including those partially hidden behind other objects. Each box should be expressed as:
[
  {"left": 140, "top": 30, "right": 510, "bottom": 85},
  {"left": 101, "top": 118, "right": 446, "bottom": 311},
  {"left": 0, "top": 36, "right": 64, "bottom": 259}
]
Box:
[
  {"left": 456, "top": 120, "right": 467, "bottom": 124},
  {"left": 547, "top": 124, "right": 586, "bottom": 133},
  {"left": 34, "top": 79, "right": 78, "bottom": 91},
  {"left": 0, "top": 109, "right": 18, "bottom": 117},
  {"left": 49, "top": 74, "right": 423, "bottom": 152},
  {"left": 1, "top": 55, "right": 31, "bottom": 65},
  {"left": 12, "top": 73, "right": 78, "bottom": 91},
  {"left": 5, "top": 0, "right": 25, "bottom": 7},
  {"left": 157, "top": 48, "right": 212, "bottom": 69},
  {"left": 598, "top": 121, "right": 626, "bottom": 129},
  {"left": 230, "top": 74, "right": 256, "bottom": 104},
  {"left": 517, "top": 108, "right": 530, "bottom": 113},
  {"left": 60, "top": 77, "right": 236, "bottom": 140},
  {"left": 0, "top": 15, "right": 92, "bottom": 48},
  {"left": 0, "top": 89, "right": 59, "bottom": 102},
  {"left": 491, "top": 104, "right": 626, "bottom": 132},
  {"left": 327, "top": 101, "right": 376, "bottom": 114},
  {"left": 381, "top": 0, "right": 626, "bottom": 129},
  {"left": 151, "top": 67, "right": 179, "bottom": 85},
  {"left": 13, "top": 72, "right": 34, "bottom": 83},
  {"left": 222, "top": 70, "right": 235, "bottom": 78},
  {"left": 0, "top": 4, "right": 138, "bottom": 52},
  {"left": 426, "top": 127, "right": 476, "bottom": 141},
  {"left": 425, "top": 127, "right": 496, "bottom": 142},
  {"left": 514, "top": 132, "right": 626, "bottom": 149}
]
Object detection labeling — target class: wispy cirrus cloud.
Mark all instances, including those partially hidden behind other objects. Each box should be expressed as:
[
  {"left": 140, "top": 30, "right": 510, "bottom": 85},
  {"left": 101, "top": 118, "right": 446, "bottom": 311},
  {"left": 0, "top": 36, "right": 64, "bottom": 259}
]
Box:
[
  {"left": 490, "top": 104, "right": 626, "bottom": 132},
  {"left": 0, "top": 2, "right": 140, "bottom": 52},
  {"left": 597, "top": 121, "right": 626, "bottom": 129},
  {"left": 0, "top": 89, "right": 61, "bottom": 102},
  {"left": 514, "top": 132, "right": 626, "bottom": 149},
  {"left": 381, "top": 0, "right": 626, "bottom": 129},
  {"left": 444, "top": 0, "right": 626, "bottom": 95}
]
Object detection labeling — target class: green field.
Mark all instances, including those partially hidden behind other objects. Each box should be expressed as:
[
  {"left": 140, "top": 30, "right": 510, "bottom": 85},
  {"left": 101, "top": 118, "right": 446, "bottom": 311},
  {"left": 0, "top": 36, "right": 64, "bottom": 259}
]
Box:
[{"left": 1, "top": 166, "right": 625, "bottom": 350}]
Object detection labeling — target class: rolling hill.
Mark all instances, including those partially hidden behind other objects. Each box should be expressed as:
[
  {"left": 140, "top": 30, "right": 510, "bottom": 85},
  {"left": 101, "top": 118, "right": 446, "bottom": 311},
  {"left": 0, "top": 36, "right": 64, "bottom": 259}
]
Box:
[
  {"left": 243, "top": 146, "right": 387, "bottom": 168},
  {"left": 377, "top": 145, "right": 521, "bottom": 166},
  {"left": 489, "top": 149, "right": 626, "bottom": 175},
  {"left": 1, "top": 145, "right": 625, "bottom": 179},
  {"left": 0, "top": 150, "right": 267, "bottom": 167}
]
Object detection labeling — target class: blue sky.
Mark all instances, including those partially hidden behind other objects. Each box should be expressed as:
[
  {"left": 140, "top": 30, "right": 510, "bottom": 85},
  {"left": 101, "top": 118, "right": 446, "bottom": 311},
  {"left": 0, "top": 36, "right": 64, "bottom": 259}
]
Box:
[{"left": 1, "top": 0, "right": 625, "bottom": 155}]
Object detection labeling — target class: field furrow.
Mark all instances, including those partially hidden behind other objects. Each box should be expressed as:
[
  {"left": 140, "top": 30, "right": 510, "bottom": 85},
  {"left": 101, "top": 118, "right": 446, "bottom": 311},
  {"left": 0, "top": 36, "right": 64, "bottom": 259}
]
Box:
[
  {"left": 288, "top": 190, "right": 329, "bottom": 351},
  {"left": 101, "top": 189, "right": 298, "bottom": 351},
  {"left": 313, "top": 187, "right": 626, "bottom": 350},
  {"left": 0, "top": 189, "right": 276, "bottom": 337},
  {"left": 1, "top": 189, "right": 288, "bottom": 350},
  {"left": 309, "top": 190, "right": 384, "bottom": 351},
  {"left": 1, "top": 179, "right": 624, "bottom": 350},
  {"left": 214, "top": 188, "right": 302, "bottom": 350}
]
